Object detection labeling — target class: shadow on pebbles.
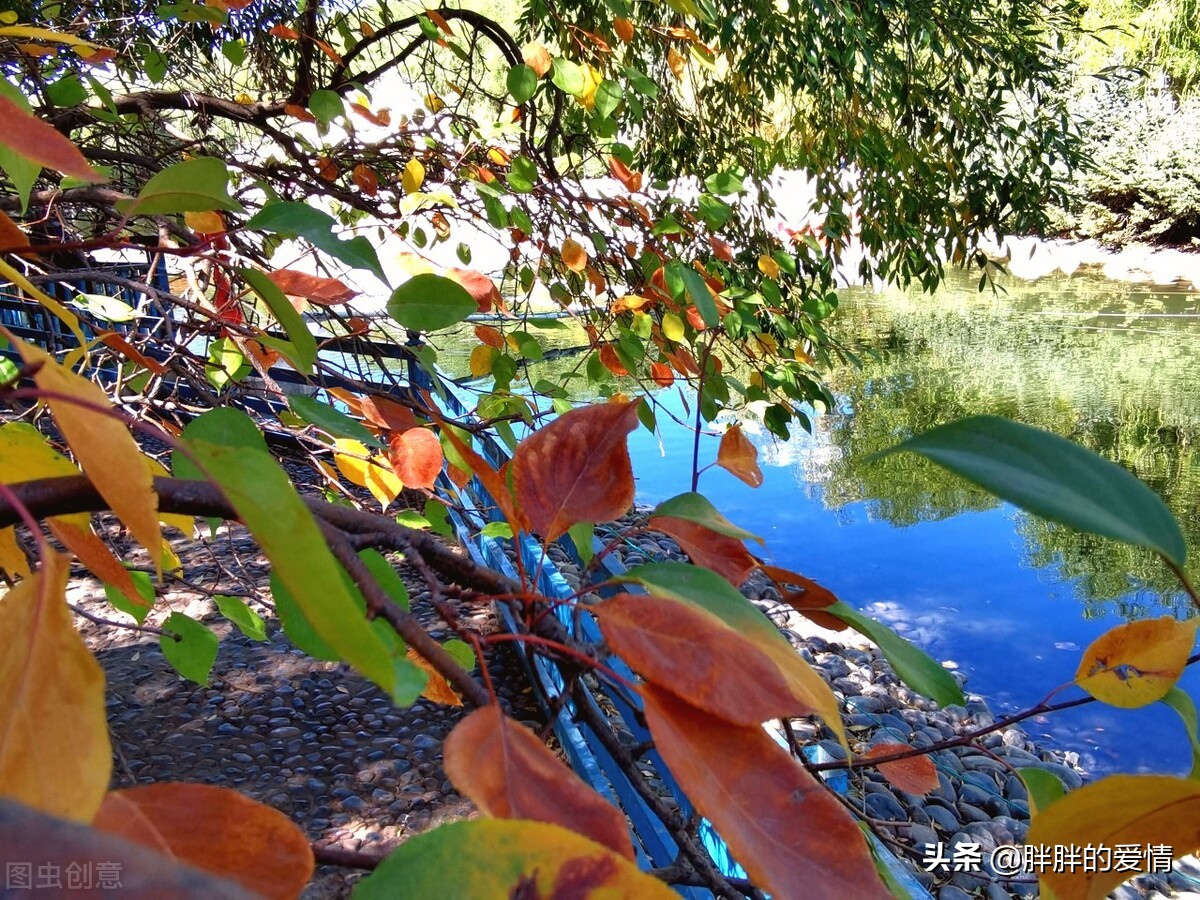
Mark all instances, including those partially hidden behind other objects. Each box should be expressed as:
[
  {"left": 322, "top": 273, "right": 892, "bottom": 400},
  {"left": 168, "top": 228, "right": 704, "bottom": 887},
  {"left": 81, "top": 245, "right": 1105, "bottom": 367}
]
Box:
[{"left": 73, "top": 521, "right": 544, "bottom": 898}]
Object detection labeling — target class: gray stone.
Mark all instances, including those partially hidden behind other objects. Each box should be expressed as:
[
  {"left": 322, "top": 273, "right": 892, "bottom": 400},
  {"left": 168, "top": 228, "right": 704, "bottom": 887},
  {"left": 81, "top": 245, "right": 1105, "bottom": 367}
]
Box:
[
  {"left": 865, "top": 790, "right": 907, "bottom": 821},
  {"left": 925, "top": 803, "right": 960, "bottom": 832},
  {"left": 957, "top": 801, "right": 992, "bottom": 823}
]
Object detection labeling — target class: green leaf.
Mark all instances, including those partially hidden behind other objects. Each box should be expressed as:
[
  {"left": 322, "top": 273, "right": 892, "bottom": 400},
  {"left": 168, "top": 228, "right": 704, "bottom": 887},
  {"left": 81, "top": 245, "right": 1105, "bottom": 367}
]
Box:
[
  {"left": 442, "top": 638, "right": 476, "bottom": 671},
  {"left": 1162, "top": 687, "right": 1200, "bottom": 780},
  {"left": 480, "top": 521, "right": 514, "bottom": 539},
  {"left": 308, "top": 89, "right": 344, "bottom": 127},
  {"left": 214, "top": 595, "right": 267, "bottom": 642},
  {"left": 103, "top": 570, "right": 155, "bottom": 625},
  {"left": 826, "top": 601, "right": 964, "bottom": 708},
  {"left": 396, "top": 510, "right": 432, "bottom": 530},
  {"left": 1018, "top": 767, "right": 1065, "bottom": 813},
  {"left": 651, "top": 492, "right": 763, "bottom": 543},
  {"left": 238, "top": 267, "right": 317, "bottom": 375},
  {"left": 118, "top": 157, "right": 244, "bottom": 216},
  {"left": 46, "top": 74, "right": 86, "bottom": 108},
  {"left": 180, "top": 411, "right": 423, "bottom": 704},
  {"left": 270, "top": 569, "right": 337, "bottom": 660},
  {"left": 245, "top": 202, "right": 387, "bottom": 282},
  {"left": 880, "top": 415, "right": 1188, "bottom": 568},
  {"left": 74, "top": 293, "right": 136, "bottom": 323},
  {"left": 666, "top": 261, "right": 718, "bottom": 327},
  {"left": 594, "top": 80, "right": 623, "bottom": 119},
  {"left": 358, "top": 548, "right": 410, "bottom": 612},
  {"left": 288, "top": 394, "right": 381, "bottom": 447},
  {"left": 507, "top": 156, "right": 537, "bottom": 193},
  {"left": 550, "top": 58, "right": 586, "bottom": 96},
  {"left": 387, "top": 273, "right": 477, "bottom": 331},
  {"left": 506, "top": 64, "right": 537, "bottom": 103},
  {"left": 0, "top": 79, "right": 41, "bottom": 212},
  {"left": 424, "top": 498, "right": 453, "bottom": 536},
  {"left": 567, "top": 520, "right": 594, "bottom": 566},
  {"left": 160, "top": 612, "right": 219, "bottom": 684},
  {"left": 205, "top": 337, "right": 249, "bottom": 390},
  {"left": 704, "top": 170, "right": 745, "bottom": 196}
]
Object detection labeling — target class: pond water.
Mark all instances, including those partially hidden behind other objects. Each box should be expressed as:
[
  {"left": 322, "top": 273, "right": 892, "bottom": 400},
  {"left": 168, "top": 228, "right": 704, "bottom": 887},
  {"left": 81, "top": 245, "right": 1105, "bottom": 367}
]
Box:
[{"left": 619, "top": 267, "right": 1200, "bottom": 776}]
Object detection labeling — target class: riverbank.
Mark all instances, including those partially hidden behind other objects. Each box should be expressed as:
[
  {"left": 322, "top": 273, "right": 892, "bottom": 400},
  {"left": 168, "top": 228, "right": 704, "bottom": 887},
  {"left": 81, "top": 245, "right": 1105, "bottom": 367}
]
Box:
[{"left": 980, "top": 235, "right": 1200, "bottom": 289}]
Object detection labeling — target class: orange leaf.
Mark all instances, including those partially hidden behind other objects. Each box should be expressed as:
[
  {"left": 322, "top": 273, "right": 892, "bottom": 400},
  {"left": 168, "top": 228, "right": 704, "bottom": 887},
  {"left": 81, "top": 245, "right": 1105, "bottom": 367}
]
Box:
[
  {"left": 561, "top": 238, "right": 588, "bottom": 274},
  {"left": 522, "top": 42, "right": 552, "bottom": 77},
  {"left": 444, "top": 705, "right": 634, "bottom": 858},
  {"left": 439, "top": 423, "right": 529, "bottom": 532},
  {"left": 0, "top": 95, "right": 102, "bottom": 182},
  {"left": 667, "top": 46, "right": 685, "bottom": 79},
  {"left": 352, "top": 163, "right": 379, "bottom": 196},
  {"left": 49, "top": 520, "right": 148, "bottom": 615},
  {"left": 475, "top": 324, "right": 505, "bottom": 348},
  {"left": 268, "top": 24, "right": 299, "bottom": 39},
  {"left": 96, "top": 331, "right": 166, "bottom": 375},
  {"left": 598, "top": 344, "right": 628, "bottom": 377},
  {"left": 595, "top": 594, "right": 807, "bottom": 726},
  {"left": 717, "top": 425, "right": 763, "bottom": 487},
  {"left": 93, "top": 783, "right": 314, "bottom": 900},
  {"left": 642, "top": 685, "right": 891, "bottom": 900},
  {"left": 316, "top": 156, "right": 338, "bottom": 181},
  {"left": 314, "top": 37, "right": 342, "bottom": 63},
  {"left": 758, "top": 564, "right": 847, "bottom": 631},
  {"left": 425, "top": 9, "right": 455, "bottom": 36},
  {"left": 607, "top": 156, "right": 642, "bottom": 192},
  {"left": 284, "top": 103, "right": 316, "bottom": 123},
  {"left": 649, "top": 361, "right": 674, "bottom": 387},
  {"left": 361, "top": 395, "right": 417, "bottom": 433},
  {"left": 265, "top": 268, "right": 358, "bottom": 306},
  {"left": 613, "top": 17, "right": 635, "bottom": 42},
  {"left": 349, "top": 102, "right": 390, "bottom": 127},
  {"left": 1075, "top": 616, "right": 1199, "bottom": 708},
  {"left": 0, "top": 211, "right": 29, "bottom": 249},
  {"left": 648, "top": 516, "right": 757, "bottom": 585},
  {"left": 708, "top": 234, "right": 734, "bottom": 262},
  {"left": 511, "top": 400, "right": 638, "bottom": 542},
  {"left": 16, "top": 340, "right": 161, "bottom": 562},
  {"left": 387, "top": 427, "right": 443, "bottom": 490},
  {"left": 0, "top": 553, "right": 110, "bottom": 822},
  {"left": 862, "top": 743, "right": 939, "bottom": 794},
  {"left": 447, "top": 268, "right": 500, "bottom": 314},
  {"left": 406, "top": 648, "right": 462, "bottom": 706}
]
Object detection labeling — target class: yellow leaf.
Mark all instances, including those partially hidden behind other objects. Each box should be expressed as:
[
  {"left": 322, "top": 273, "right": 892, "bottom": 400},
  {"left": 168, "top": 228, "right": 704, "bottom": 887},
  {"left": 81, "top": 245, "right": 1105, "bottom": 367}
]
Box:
[
  {"left": 470, "top": 344, "right": 498, "bottom": 378},
  {"left": 183, "top": 210, "right": 225, "bottom": 234},
  {"left": 662, "top": 311, "right": 685, "bottom": 343},
  {"left": 406, "top": 648, "right": 462, "bottom": 706},
  {"left": 14, "top": 339, "right": 162, "bottom": 564},
  {"left": 1075, "top": 616, "right": 1199, "bottom": 708},
  {"left": 1028, "top": 774, "right": 1200, "bottom": 900},
  {"left": 402, "top": 158, "right": 425, "bottom": 194},
  {"left": 0, "top": 553, "right": 111, "bottom": 821},
  {"left": 333, "top": 438, "right": 403, "bottom": 509},
  {"left": 144, "top": 457, "right": 194, "bottom": 537},
  {"left": 0, "top": 528, "right": 30, "bottom": 582},
  {"left": 717, "top": 425, "right": 764, "bottom": 488},
  {"left": 758, "top": 254, "right": 781, "bottom": 279},
  {"left": 667, "top": 46, "right": 686, "bottom": 79},
  {"left": 0, "top": 24, "right": 102, "bottom": 50},
  {"left": 424, "top": 93, "right": 445, "bottom": 112},
  {"left": 561, "top": 238, "right": 588, "bottom": 274}
]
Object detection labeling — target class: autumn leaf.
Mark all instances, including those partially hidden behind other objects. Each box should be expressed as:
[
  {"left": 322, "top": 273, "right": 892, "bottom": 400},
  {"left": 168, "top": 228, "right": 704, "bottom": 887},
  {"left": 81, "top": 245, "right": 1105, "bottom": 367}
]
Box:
[
  {"left": 333, "top": 438, "right": 404, "bottom": 508},
  {"left": 446, "top": 268, "right": 501, "bottom": 314},
  {"left": 14, "top": 339, "right": 162, "bottom": 564},
  {"left": 0, "top": 94, "right": 102, "bottom": 182},
  {"left": 284, "top": 102, "right": 316, "bottom": 122},
  {"left": 598, "top": 344, "right": 629, "bottom": 377},
  {"left": 0, "top": 553, "right": 110, "bottom": 822},
  {"left": 268, "top": 24, "right": 299, "bottom": 39},
  {"left": 708, "top": 234, "right": 735, "bottom": 262},
  {"left": 438, "top": 423, "right": 529, "bottom": 532},
  {"left": 316, "top": 156, "right": 338, "bottom": 181},
  {"left": 648, "top": 516, "right": 757, "bottom": 585},
  {"left": 0, "top": 210, "right": 29, "bottom": 248},
  {"left": 475, "top": 324, "right": 505, "bottom": 348},
  {"left": 265, "top": 268, "right": 358, "bottom": 306},
  {"left": 594, "top": 593, "right": 812, "bottom": 726},
  {"left": 758, "top": 253, "right": 781, "bottom": 279},
  {"left": 522, "top": 42, "right": 552, "bottom": 77},
  {"left": 0, "top": 528, "right": 29, "bottom": 581},
  {"left": 93, "top": 783, "right": 314, "bottom": 900},
  {"left": 184, "top": 210, "right": 225, "bottom": 234},
  {"left": 1027, "top": 774, "right": 1200, "bottom": 900},
  {"left": 758, "top": 564, "right": 847, "bottom": 631},
  {"left": 511, "top": 400, "right": 639, "bottom": 542},
  {"left": 1075, "top": 616, "right": 1199, "bottom": 708},
  {"left": 607, "top": 155, "right": 642, "bottom": 192},
  {"left": 667, "top": 46, "right": 685, "bottom": 79},
  {"left": 649, "top": 361, "right": 674, "bottom": 387},
  {"left": 861, "top": 743, "right": 939, "bottom": 794},
  {"left": 402, "top": 158, "right": 425, "bottom": 194},
  {"left": 387, "top": 428, "right": 443, "bottom": 490},
  {"left": 717, "top": 424, "right": 763, "bottom": 487},
  {"left": 352, "top": 163, "right": 379, "bottom": 196},
  {"left": 613, "top": 17, "right": 634, "bottom": 42},
  {"left": 643, "top": 686, "right": 891, "bottom": 899},
  {"left": 405, "top": 649, "right": 463, "bottom": 706},
  {"left": 561, "top": 238, "right": 588, "bottom": 273},
  {"left": 444, "top": 706, "right": 634, "bottom": 858}
]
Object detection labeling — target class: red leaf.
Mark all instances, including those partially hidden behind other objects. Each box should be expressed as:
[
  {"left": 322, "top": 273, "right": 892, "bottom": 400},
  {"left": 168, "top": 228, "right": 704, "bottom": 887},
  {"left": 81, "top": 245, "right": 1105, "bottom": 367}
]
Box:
[
  {"left": 642, "top": 686, "right": 891, "bottom": 900},
  {"left": 598, "top": 345, "right": 629, "bottom": 377},
  {"left": 444, "top": 706, "right": 634, "bottom": 859},
  {"left": 649, "top": 361, "right": 674, "bottom": 387},
  {"left": 269, "top": 24, "right": 299, "bottom": 39},
  {"left": 92, "top": 783, "right": 314, "bottom": 900},
  {"left": 758, "top": 564, "right": 847, "bottom": 631},
  {"left": 862, "top": 743, "right": 939, "bottom": 795},
  {"left": 388, "top": 428, "right": 443, "bottom": 490},
  {"left": 708, "top": 235, "right": 735, "bottom": 262},
  {"left": 648, "top": 515, "right": 757, "bottom": 585},
  {"left": 265, "top": 268, "right": 358, "bottom": 306},
  {"left": 594, "top": 594, "right": 804, "bottom": 725},
  {"left": 284, "top": 103, "right": 316, "bottom": 122},
  {"left": 447, "top": 268, "right": 500, "bottom": 314},
  {"left": 360, "top": 395, "right": 417, "bottom": 433},
  {"left": 717, "top": 425, "right": 763, "bottom": 487},
  {"left": 352, "top": 163, "right": 379, "bottom": 196},
  {"left": 511, "top": 400, "right": 639, "bottom": 542},
  {"left": 0, "top": 95, "right": 102, "bottom": 182},
  {"left": 475, "top": 324, "right": 505, "bottom": 348}
]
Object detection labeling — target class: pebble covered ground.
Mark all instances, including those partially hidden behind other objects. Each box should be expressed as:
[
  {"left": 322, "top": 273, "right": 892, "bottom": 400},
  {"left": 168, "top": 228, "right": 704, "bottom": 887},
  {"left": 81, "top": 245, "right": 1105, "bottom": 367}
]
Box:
[{"left": 69, "top": 501, "right": 1200, "bottom": 900}]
